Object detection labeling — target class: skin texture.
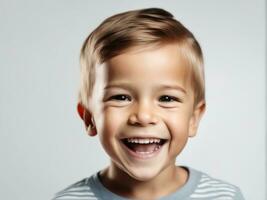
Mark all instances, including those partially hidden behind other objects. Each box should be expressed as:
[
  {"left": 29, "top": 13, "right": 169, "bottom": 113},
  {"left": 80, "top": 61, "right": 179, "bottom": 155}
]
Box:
[{"left": 77, "top": 44, "right": 205, "bottom": 199}]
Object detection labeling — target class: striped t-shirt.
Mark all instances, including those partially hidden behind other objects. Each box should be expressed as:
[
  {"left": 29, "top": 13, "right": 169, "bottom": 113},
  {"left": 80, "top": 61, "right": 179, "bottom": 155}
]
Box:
[{"left": 53, "top": 166, "right": 245, "bottom": 200}]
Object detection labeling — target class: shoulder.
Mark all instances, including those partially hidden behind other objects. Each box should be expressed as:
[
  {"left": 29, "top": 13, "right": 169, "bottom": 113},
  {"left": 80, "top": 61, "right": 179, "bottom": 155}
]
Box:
[
  {"left": 189, "top": 167, "right": 245, "bottom": 200},
  {"left": 52, "top": 175, "right": 98, "bottom": 200}
]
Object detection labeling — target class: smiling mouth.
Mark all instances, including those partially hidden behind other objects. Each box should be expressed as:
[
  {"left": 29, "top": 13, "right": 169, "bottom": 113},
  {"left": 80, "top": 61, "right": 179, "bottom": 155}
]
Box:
[{"left": 121, "top": 138, "right": 167, "bottom": 154}]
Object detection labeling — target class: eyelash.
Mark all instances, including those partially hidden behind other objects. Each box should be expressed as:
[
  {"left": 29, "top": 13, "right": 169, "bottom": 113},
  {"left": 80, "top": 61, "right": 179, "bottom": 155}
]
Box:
[
  {"left": 108, "top": 95, "right": 181, "bottom": 103},
  {"left": 108, "top": 94, "right": 132, "bottom": 101},
  {"left": 159, "top": 95, "right": 180, "bottom": 102}
]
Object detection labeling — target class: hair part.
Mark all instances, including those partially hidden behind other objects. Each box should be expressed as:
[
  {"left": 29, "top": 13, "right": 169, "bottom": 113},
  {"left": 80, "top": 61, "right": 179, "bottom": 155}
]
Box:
[{"left": 79, "top": 8, "right": 205, "bottom": 109}]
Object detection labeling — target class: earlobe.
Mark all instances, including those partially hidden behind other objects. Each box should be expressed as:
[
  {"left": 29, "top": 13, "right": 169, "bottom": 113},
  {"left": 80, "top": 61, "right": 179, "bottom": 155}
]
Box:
[
  {"left": 77, "top": 103, "right": 97, "bottom": 136},
  {"left": 189, "top": 100, "right": 206, "bottom": 137}
]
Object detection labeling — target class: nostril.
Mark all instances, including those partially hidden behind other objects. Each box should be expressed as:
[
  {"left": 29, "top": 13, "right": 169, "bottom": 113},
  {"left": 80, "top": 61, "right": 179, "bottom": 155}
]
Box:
[
  {"left": 128, "top": 112, "right": 158, "bottom": 126},
  {"left": 127, "top": 101, "right": 159, "bottom": 127}
]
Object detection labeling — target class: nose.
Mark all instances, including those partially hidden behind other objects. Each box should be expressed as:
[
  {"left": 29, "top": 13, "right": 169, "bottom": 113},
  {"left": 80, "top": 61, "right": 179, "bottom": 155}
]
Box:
[{"left": 128, "top": 100, "right": 158, "bottom": 126}]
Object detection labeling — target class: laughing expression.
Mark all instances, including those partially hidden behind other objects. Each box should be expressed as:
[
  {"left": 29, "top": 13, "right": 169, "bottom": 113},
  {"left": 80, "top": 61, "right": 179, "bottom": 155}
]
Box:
[{"left": 86, "top": 44, "right": 205, "bottom": 182}]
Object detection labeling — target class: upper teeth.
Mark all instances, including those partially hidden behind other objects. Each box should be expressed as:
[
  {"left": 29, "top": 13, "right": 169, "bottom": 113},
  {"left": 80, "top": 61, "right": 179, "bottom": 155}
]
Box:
[{"left": 126, "top": 138, "right": 161, "bottom": 144}]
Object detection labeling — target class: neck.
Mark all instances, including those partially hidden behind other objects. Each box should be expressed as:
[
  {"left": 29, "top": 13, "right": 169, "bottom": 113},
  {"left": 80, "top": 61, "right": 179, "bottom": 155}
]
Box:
[{"left": 99, "top": 163, "right": 188, "bottom": 200}]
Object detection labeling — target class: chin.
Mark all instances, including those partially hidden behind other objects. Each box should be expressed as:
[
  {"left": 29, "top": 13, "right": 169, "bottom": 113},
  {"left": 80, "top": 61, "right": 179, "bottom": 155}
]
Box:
[{"left": 126, "top": 165, "right": 163, "bottom": 182}]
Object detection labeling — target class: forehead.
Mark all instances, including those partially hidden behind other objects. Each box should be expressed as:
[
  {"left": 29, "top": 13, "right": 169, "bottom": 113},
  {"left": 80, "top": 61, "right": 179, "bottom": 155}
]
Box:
[{"left": 102, "top": 44, "right": 190, "bottom": 86}]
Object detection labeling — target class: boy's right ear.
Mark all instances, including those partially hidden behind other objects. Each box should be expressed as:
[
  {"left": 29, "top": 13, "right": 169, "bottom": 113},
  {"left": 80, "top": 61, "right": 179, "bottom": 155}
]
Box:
[{"left": 77, "top": 103, "right": 97, "bottom": 136}]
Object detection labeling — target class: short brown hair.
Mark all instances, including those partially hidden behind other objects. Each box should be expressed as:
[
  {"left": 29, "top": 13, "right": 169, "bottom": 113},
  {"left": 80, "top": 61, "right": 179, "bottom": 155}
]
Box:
[{"left": 79, "top": 8, "right": 205, "bottom": 108}]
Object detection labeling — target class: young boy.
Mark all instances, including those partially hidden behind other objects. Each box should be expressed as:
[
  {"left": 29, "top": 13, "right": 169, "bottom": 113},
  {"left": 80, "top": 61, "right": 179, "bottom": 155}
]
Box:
[{"left": 53, "top": 8, "right": 245, "bottom": 200}]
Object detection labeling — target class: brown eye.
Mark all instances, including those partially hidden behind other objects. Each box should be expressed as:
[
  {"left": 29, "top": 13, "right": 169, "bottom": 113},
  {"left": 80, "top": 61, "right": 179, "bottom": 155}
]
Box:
[
  {"left": 159, "top": 95, "right": 180, "bottom": 102},
  {"left": 109, "top": 95, "right": 131, "bottom": 101}
]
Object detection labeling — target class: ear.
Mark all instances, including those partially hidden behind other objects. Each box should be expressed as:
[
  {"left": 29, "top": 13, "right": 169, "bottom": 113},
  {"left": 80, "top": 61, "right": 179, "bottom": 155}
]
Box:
[
  {"left": 188, "top": 100, "right": 206, "bottom": 137},
  {"left": 77, "top": 103, "right": 97, "bottom": 136}
]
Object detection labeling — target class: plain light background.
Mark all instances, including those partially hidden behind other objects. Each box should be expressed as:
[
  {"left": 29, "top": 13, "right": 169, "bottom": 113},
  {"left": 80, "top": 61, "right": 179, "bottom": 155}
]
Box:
[{"left": 0, "top": 0, "right": 265, "bottom": 199}]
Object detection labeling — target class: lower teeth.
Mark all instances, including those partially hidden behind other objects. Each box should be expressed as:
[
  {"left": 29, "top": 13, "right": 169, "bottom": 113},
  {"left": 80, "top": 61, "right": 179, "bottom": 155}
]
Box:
[{"left": 135, "top": 146, "right": 160, "bottom": 154}]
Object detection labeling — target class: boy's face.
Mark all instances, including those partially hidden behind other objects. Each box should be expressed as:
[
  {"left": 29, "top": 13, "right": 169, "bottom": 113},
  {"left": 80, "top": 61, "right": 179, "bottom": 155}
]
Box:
[{"left": 80, "top": 44, "right": 205, "bottom": 182}]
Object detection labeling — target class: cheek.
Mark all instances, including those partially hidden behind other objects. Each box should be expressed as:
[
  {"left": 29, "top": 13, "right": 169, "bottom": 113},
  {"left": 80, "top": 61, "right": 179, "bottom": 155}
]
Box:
[
  {"left": 97, "top": 108, "right": 118, "bottom": 154},
  {"left": 169, "top": 118, "right": 190, "bottom": 143},
  {"left": 100, "top": 107, "right": 127, "bottom": 139},
  {"left": 164, "top": 110, "right": 191, "bottom": 134},
  {"left": 163, "top": 112, "right": 191, "bottom": 154},
  {"left": 98, "top": 108, "right": 128, "bottom": 159}
]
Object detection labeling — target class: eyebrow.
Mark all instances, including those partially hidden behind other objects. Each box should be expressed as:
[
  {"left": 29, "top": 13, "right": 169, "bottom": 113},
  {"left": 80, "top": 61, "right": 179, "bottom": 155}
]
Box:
[
  {"left": 104, "top": 83, "right": 187, "bottom": 94},
  {"left": 159, "top": 84, "right": 187, "bottom": 94}
]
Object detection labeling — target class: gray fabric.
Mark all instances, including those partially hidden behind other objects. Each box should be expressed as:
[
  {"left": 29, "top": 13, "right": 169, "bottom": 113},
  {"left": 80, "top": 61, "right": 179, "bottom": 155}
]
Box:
[{"left": 53, "top": 166, "right": 245, "bottom": 200}]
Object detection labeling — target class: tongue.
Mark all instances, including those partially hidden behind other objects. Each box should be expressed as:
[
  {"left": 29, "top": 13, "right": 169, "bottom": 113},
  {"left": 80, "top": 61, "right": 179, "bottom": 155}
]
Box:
[{"left": 127, "top": 143, "right": 159, "bottom": 152}]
